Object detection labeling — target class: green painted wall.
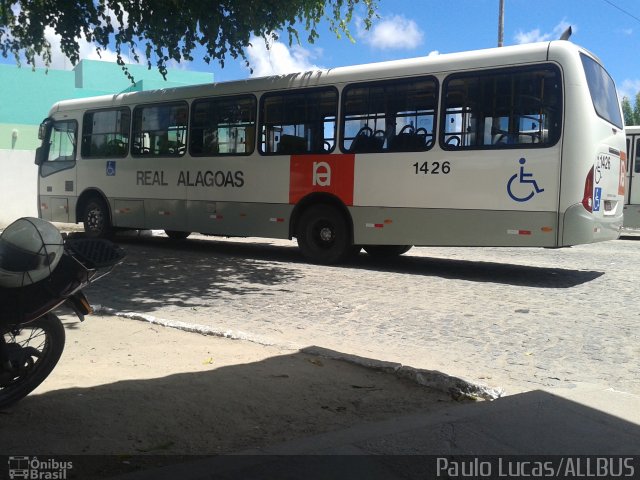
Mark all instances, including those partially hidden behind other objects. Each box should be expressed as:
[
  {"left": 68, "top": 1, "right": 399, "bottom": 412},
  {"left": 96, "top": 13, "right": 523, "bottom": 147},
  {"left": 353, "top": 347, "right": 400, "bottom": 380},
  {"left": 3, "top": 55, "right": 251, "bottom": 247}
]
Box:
[
  {"left": 75, "top": 60, "right": 213, "bottom": 92},
  {"left": 0, "top": 124, "right": 39, "bottom": 150},
  {"left": 0, "top": 60, "right": 213, "bottom": 151}
]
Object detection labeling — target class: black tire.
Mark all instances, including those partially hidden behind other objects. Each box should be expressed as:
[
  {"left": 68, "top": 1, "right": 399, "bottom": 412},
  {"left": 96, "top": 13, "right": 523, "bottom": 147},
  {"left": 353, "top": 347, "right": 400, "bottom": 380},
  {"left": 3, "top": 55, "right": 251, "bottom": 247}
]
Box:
[
  {"left": 363, "top": 245, "right": 413, "bottom": 258},
  {"left": 83, "top": 197, "right": 112, "bottom": 238},
  {"left": 0, "top": 314, "right": 66, "bottom": 409},
  {"left": 296, "top": 205, "right": 352, "bottom": 265},
  {"left": 165, "top": 230, "right": 191, "bottom": 240}
]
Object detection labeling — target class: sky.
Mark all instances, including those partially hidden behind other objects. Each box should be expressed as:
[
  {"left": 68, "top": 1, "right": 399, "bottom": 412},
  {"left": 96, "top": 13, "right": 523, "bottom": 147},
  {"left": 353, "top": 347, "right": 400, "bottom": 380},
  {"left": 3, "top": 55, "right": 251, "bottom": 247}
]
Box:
[{"left": 3, "top": 0, "right": 640, "bottom": 100}]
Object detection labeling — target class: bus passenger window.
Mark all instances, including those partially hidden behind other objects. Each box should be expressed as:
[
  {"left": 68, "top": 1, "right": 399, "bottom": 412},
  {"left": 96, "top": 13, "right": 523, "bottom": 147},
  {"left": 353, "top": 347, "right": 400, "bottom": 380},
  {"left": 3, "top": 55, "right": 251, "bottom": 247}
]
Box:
[
  {"left": 442, "top": 66, "right": 562, "bottom": 150},
  {"left": 259, "top": 88, "right": 337, "bottom": 155},
  {"left": 81, "top": 108, "right": 130, "bottom": 158},
  {"left": 132, "top": 102, "right": 188, "bottom": 157},
  {"left": 190, "top": 95, "right": 256, "bottom": 156},
  {"left": 341, "top": 76, "right": 437, "bottom": 154},
  {"left": 636, "top": 138, "right": 640, "bottom": 174}
]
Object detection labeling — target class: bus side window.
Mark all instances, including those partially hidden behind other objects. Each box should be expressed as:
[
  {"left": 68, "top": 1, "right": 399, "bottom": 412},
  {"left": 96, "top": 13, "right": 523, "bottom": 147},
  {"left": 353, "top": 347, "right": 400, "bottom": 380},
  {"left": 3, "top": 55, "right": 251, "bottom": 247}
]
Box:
[
  {"left": 81, "top": 108, "right": 130, "bottom": 158},
  {"left": 259, "top": 88, "right": 338, "bottom": 155},
  {"left": 635, "top": 138, "right": 640, "bottom": 174},
  {"left": 132, "top": 102, "right": 188, "bottom": 157},
  {"left": 341, "top": 77, "right": 437, "bottom": 154},
  {"left": 190, "top": 95, "right": 256, "bottom": 156},
  {"left": 442, "top": 66, "right": 562, "bottom": 150}
]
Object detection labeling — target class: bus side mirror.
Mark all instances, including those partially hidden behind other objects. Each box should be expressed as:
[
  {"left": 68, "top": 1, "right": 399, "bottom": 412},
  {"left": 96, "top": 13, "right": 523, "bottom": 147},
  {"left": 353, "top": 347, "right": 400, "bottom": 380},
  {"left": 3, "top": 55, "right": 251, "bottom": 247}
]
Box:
[
  {"left": 35, "top": 118, "right": 53, "bottom": 165},
  {"left": 34, "top": 146, "right": 45, "bottom": 166},
  {"left": 38, "top": 123, "right": 46, "bottom": 140},
  {"left": 38, "top": 118, "right": 52, "bottom": 140}
]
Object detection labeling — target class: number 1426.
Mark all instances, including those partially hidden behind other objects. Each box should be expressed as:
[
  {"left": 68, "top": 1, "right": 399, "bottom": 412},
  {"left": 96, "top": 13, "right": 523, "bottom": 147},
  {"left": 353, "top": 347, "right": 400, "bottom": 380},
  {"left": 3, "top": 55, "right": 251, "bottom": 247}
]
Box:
[{"left": 412, "top": 161, "right": 451, "bottom": 175}]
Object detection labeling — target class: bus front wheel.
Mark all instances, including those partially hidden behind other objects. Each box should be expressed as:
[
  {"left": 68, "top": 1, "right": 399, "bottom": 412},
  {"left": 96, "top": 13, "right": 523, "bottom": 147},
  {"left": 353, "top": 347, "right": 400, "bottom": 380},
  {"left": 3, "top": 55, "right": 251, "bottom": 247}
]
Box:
[
  {"left": 296, "top": 205, "right": 352, "bottom": 265},
  {"left": 82, "top": 197, "right": 112, "bottom": 238}
]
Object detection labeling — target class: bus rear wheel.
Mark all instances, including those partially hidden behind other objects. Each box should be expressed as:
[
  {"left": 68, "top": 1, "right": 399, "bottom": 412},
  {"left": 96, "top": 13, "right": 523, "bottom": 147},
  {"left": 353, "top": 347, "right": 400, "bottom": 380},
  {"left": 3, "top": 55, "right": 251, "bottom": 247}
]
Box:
[
  {"left": 82, "top": 197, "right": 112, "bottom": 238},
  {"left": 363, "top": 245, "right": 413, "bottom": 258},
  {"left": 296, "top": 205, "right": 352, "bottom": 265},
  {"left": 165, "top": 230, "right": 191, "bottom": 240}
]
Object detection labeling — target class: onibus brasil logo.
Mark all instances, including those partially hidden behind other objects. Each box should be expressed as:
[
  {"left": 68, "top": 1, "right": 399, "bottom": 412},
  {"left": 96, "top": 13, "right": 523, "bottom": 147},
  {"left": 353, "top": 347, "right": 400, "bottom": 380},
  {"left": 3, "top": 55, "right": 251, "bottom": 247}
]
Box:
[{"left": 8, "top": 456, "right": 73, "bottom": 479}]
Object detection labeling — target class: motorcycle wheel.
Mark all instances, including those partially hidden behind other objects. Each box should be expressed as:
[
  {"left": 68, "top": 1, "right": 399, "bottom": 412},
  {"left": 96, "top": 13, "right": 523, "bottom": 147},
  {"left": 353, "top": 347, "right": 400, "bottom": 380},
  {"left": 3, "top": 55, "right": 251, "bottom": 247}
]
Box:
[{"left": 0, "top": 314, "right": 65, "bottom": 409}]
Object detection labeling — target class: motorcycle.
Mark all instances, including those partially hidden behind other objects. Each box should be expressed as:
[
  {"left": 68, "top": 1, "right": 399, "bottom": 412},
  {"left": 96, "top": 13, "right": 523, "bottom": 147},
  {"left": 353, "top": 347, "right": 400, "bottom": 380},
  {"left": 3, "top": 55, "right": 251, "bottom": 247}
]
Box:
[{"left": 0, "top": 217, "right": 125, "bottom": 409}]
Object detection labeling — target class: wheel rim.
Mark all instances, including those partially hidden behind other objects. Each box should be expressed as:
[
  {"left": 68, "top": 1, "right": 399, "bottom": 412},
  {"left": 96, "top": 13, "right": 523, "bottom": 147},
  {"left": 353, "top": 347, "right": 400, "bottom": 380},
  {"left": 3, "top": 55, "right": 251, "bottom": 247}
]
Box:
[
  {"left": 313, "top": 221, "right": 335, "bottom": 249},
  {"left": 297, "top": 205, "right": 351, "bottom": 264},
  {"left": 86, "top": 205, "right": 105, "bottom": 233},
  {"left": 0, "top": 326, "right": 48, "bottom": 388},
  {"left": 0, "top": 316, "right": 65, "bottom": 408}
]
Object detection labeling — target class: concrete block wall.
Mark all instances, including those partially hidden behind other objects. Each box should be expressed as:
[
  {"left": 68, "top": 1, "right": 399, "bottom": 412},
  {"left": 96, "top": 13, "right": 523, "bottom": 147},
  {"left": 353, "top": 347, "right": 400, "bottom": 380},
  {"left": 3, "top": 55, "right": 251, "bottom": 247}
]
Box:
[{"left": 0, "top": 149, "right": 38, "bottom": 227}]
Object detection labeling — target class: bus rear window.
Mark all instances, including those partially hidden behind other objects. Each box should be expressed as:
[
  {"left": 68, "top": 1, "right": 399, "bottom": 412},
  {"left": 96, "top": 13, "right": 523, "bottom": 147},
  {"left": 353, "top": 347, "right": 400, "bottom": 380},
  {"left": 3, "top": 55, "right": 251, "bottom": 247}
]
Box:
[{"left": 580, "top": 53, "right": 623, "bottom": 129}]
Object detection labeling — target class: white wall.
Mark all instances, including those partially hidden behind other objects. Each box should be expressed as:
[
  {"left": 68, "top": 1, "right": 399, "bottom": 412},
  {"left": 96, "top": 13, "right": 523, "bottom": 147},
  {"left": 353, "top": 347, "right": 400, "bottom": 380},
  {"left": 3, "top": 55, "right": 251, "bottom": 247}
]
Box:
[{"left": 0, "top": 149, "right": 38, "bottom": 227}]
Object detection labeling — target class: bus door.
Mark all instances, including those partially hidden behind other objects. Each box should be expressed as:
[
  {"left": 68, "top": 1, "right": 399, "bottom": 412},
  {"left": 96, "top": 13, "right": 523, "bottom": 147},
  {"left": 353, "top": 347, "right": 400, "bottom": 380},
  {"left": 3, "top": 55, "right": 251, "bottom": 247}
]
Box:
[{"left": 35, "top": 118, "right": 78, "bottom": 223}]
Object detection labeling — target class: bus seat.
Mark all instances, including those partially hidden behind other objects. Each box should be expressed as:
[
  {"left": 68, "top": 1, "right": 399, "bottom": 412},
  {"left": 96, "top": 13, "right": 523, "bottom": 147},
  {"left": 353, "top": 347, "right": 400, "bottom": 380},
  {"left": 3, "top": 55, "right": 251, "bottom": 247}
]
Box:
[
  {"left": 492, "top": 133, "right": 508, "bottom": 145},
  {"left": 350, "top": 131, "right": 384, "bottom": 153},
  {"left": 277, "top": 134, "right": 307, "bottom": 154},
  {"left": 389, "top": 133, "right": 424, "bottom": 151},
  {"left": 190, "top": 130, "right": 204, "bottom": 155}
]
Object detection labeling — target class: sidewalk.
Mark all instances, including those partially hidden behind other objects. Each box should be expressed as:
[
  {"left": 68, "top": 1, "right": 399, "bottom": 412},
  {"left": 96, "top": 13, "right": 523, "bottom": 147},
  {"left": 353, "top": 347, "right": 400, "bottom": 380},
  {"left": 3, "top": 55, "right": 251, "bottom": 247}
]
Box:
[
  {"left": 3, "top": 312, "right": 637, "bottom": 479},
  {"left": 112, "top": 383, "right": 640, "bottom": 479},
  {"left": 0, "top": 313, "right": 473, "bottom": 478}
]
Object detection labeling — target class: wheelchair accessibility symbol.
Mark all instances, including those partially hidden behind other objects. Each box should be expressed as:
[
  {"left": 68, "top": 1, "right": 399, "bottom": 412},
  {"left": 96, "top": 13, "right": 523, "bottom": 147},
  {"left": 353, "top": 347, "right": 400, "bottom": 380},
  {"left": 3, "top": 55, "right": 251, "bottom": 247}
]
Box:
[
  {"left": 106, "top": 160, "right": 116, "bottom": 176},
  {"left": 507, "top": 157, "right": 544, "bottom": 202}
]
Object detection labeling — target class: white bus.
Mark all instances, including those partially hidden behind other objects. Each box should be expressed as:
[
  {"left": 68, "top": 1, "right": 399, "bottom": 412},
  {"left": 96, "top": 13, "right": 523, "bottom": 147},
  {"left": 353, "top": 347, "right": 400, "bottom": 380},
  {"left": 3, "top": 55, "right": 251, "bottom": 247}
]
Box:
[
  {"left": 34, "top": 40, "right": 625, "bottom": 264},
  {"left": 624, "top": 125, "right": 640, "bottom": 228}
]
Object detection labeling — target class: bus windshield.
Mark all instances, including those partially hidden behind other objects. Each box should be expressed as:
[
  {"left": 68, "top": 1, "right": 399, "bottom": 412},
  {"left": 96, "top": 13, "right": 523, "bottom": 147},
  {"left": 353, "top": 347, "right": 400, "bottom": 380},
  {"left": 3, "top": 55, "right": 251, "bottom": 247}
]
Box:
[{"left": 580, "top": 53, "right": 623, "bottom": 129}]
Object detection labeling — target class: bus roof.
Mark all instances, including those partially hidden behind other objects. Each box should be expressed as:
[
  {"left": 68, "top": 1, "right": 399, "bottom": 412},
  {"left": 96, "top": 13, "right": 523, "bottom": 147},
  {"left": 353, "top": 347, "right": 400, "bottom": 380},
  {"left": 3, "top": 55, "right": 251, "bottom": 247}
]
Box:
[{"left": 48, "top": 40, "right": 591, "bottom": 115}]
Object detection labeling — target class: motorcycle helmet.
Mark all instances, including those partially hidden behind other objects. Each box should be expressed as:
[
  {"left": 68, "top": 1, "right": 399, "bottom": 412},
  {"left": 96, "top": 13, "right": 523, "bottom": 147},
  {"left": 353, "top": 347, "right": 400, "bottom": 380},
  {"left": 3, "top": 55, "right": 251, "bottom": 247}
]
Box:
[{"left": 0, "top": 217, "right": 64, "bottom": 287}]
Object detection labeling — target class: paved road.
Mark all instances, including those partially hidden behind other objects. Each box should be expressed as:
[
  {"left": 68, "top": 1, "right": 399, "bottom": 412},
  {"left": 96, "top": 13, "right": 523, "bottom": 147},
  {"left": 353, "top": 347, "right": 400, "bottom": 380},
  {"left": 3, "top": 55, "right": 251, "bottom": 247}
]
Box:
[{"left": 87, "top": 231, "right": 640, "bottom": 395}]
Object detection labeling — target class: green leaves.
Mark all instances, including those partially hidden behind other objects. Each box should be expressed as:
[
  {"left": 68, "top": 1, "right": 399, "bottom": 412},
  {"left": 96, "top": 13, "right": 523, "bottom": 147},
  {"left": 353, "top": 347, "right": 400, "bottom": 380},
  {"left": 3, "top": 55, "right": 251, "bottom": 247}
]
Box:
[
  {"left": 622, "top": 93, "right": 640, "bottom": 126},
  {"left": 0, "top": 0, "right": 377, "bottom": 82}
]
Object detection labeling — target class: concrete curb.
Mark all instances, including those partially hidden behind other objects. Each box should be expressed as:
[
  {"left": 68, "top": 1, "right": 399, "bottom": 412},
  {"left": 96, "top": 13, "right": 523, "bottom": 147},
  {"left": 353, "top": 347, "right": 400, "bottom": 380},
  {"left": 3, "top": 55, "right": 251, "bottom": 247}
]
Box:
[
  {"left": 94, "top": 305, "right": 504, "bottom": 401},
  {"left": 92, "top": 305, "right": 282, "bottom": 347},
  {"left": 301, "top": 346, "right": 505, "bottom": 401}
]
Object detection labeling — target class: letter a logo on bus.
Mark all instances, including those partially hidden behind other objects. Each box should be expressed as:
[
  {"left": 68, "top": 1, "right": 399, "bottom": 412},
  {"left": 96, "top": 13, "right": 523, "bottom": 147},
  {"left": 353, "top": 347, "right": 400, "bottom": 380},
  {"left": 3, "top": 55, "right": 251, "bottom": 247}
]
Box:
[
  {"left": 312, "top": 162, "right": 331, "bottom": 186},
  {"left": 289, "top": 154, "right": 355, "bottom": 206}
]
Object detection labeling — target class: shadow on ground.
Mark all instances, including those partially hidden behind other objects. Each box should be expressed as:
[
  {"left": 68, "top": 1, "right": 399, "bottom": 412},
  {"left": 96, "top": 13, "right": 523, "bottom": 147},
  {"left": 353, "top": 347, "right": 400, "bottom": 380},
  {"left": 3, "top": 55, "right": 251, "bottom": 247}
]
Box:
[
  {"left": 0, "top": 345, "right": 454, "bottom": 478},
  {"left": 2, "top": 343, "right": 639, "bottom": 480},
  {"left": 90, "top": 235, "right": 603, "bottom": 312},
  {"left": 142, "top": 388, "right": 640, "bottom": 480}
]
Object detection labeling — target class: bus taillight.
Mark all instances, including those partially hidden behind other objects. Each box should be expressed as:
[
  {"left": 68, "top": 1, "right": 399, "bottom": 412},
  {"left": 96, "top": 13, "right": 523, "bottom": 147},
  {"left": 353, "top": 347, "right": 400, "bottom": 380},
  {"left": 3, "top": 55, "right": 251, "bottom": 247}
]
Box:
[{"left": 582, "top": 166, "right": 594, "bottom": 212}]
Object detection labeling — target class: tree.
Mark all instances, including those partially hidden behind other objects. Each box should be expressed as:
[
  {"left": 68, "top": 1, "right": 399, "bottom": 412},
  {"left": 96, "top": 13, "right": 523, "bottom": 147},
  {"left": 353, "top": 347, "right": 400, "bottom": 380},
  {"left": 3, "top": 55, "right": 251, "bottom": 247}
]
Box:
[
  {"left": 622, "top": 97, "right": 635, "bottom": 126},
  {"left": 622, "top": 92, "right": 640, "bottom": 126},
  {"left": 0, "top": 0, "right": 377, "bottom": 80}
]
